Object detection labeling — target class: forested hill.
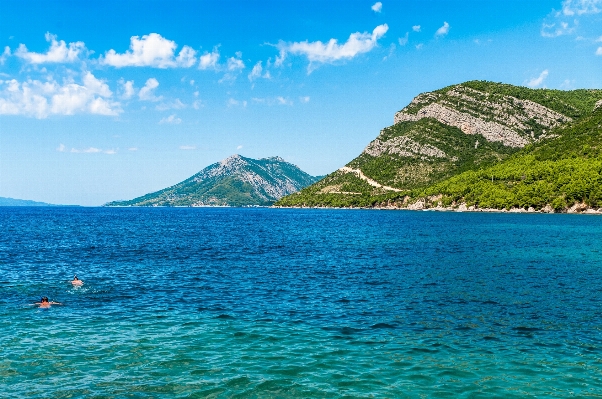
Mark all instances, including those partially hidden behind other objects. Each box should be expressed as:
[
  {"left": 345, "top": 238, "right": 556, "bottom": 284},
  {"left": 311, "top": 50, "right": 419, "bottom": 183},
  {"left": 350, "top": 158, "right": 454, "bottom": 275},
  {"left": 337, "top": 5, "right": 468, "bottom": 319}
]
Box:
[
  {"left": 276, "top": 81, "right": 602, "bottom": 213},
  {"left": 106, "top": 155, "right": 320, "bottom": 207}
]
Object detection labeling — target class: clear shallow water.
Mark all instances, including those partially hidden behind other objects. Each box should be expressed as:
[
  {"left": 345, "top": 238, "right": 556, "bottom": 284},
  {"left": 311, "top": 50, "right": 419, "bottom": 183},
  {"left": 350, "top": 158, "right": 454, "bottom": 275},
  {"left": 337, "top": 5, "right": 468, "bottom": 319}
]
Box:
[{"left": 1, "top": 207, "right": 602, "bottom": 398}]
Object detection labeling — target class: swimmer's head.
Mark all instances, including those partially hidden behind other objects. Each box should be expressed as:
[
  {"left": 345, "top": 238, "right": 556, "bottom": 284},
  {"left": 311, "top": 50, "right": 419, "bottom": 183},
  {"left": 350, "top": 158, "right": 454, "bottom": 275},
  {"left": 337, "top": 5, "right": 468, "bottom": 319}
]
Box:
[
  {"left": 41, "top": 297, "right": 49, "bottom": 303},
  {"left": 73, "top": 275, "right": 78, "bottom": 280}
]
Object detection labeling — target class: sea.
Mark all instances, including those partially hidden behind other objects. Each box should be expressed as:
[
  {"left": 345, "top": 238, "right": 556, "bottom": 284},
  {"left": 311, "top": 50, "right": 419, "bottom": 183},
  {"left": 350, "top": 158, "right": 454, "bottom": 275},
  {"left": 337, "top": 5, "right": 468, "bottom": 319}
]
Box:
[{"left": 1, "top": 207, "right": 601, "bottom": 398}]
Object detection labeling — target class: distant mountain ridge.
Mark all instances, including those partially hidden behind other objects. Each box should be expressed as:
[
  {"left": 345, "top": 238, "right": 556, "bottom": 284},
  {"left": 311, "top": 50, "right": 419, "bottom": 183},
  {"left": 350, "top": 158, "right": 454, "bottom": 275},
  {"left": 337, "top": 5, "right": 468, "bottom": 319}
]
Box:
[
  {"left": 106, "top": 154, "right": 320, "bottom": 207},
  {"left": 0, "top": 197, "right": 58, "bottom": 206},
  {"left": 277, "top": 81, "right": 602, "bottom": 213}
]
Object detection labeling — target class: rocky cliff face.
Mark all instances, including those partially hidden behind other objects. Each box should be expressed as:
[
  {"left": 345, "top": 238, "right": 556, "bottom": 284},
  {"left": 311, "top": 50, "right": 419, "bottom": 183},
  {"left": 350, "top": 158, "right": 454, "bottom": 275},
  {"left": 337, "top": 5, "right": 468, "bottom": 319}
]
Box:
[
  {"left": 107, "top": 155, "right": 320, "bottom": 207},
  {"left": 276, "top": 81, "right": 602, "bottom": 211}
]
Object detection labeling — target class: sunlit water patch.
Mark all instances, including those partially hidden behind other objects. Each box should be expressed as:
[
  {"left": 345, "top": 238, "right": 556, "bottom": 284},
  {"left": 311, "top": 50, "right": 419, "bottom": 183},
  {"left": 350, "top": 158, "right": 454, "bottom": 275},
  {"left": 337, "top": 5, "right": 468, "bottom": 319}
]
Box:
[{"left": 1, "top": 207, "right": 601, "bottom": 397}]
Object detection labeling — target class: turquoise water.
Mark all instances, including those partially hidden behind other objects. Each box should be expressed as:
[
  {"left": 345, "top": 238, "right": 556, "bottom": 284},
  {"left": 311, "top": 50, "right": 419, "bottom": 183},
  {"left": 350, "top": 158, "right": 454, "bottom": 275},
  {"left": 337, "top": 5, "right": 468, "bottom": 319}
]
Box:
[{"left": 1, "top": 207, "right": 601, "bottom": 398}]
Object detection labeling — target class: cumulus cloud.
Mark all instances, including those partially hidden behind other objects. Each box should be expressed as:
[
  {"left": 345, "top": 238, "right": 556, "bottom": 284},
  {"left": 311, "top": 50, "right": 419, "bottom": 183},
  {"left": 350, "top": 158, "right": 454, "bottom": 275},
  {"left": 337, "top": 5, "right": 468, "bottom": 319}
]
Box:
[
  {"left": 412, "top": 25, "right": 421, "bottom": 32},
  {"left": 57, "top": 143, "right": 66, "bottom": 152},
  {"left": 371, "top": 2, "right": 382, "bottom": 12},
  {"left": 199, "top": 47, "right": 220, "bottom": 70},
  {"left": 596, "top": 46, "right": 602, "bottom": 55},
  {"left": 236, "top": 145, "right": 243, "bottom": 150},
  {"left": 562, "top": 0, "right": 601, "bottom": 15},
  {"left": 526, "top": 69, "right": 549, "bottom": 87},
  {"left": 15, "top": 32, "right": 86, "bottom": 64},
  {"left": 227, "top": 56, "right": 245, "bottom": 71},
  {"left": 101, "top": 33, "right": 196, "bottom": 68},
  {"left": 159, "top": 114, "right": 182, "bottom": 124},
  {"left": 119, "top": 79, "right": 135, "bottom": 99},
  {"left": 278, "top": 24, "right": 389, "bottom": 72},
  {"left": 0, "top": 72, "right": 121, "bottom": 118},
  {"left": 179, "top": 145, "right": 196, "bottom": 150},
  {"left": 435, "top": 22, "right": 450, "bottom": 37},
  {"left": 138, "top": 78, "right": 161, "bottom": 101},
  {"left": 299, "top": 96, "right": 310, "bottom": 103}
]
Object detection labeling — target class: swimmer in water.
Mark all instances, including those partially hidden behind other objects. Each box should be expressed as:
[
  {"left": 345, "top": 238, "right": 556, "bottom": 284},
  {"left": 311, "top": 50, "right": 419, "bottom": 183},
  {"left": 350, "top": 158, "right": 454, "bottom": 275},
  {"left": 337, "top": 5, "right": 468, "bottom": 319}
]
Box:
[
  {"left": 71, "top": 275, "right": 83, "bottom": 286},
  {"left": 32, "top": 297, "right": 63, "bottom": 308}
]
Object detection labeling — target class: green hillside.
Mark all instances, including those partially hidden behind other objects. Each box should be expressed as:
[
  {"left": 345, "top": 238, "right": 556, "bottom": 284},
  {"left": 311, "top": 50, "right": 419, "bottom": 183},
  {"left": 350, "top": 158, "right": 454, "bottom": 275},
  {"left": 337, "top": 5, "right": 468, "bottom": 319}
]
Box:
[
  {"left": 276, "top": 81, "right": 602, "bottom": 212},
  {"left": 107, "top": 155, "right": 320, "bottom": 207}
]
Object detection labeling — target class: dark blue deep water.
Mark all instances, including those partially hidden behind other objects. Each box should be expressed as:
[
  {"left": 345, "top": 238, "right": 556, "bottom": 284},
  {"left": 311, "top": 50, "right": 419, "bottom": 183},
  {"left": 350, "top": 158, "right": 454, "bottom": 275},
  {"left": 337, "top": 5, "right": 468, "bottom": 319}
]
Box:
[{"left": 1, "top": 207, "right": 602, "bottom": 398}]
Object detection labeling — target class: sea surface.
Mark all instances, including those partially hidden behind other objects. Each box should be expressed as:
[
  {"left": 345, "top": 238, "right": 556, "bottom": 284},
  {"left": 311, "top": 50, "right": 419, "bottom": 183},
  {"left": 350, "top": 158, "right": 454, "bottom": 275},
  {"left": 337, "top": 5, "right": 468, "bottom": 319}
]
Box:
[{"left": 1, "top": 207, "right": 602, "bottom": 398}]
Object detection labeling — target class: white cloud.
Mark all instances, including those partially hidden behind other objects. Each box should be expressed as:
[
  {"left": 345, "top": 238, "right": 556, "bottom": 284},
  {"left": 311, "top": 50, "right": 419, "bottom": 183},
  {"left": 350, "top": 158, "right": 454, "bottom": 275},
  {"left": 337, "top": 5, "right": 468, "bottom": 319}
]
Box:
[
  {"left": 371, "top": 2, "right": 382, "bottom": 12},
  {"left": 398, "top": 32, "right": 409, "bottom": 46},
  {"left": 176, "top": 46, "right": 197, "bottom": 67},
  {"left": 119, "top": 79, "right": 135, "bottom": 99},
  {"left": 199, "top": 47, "right": 220, "bottom": 70},
  {"left": 138, "top": 78, "right": 161, "bottom": 101},
  {"left": 299, "top": 96, "right": 310, "bottom": 103},
  {"left": 526, "top": 69, "right": 549, "bottom": 87},
  {"left": 596, "top": 46, "right": 602, "bottom": 55},
  {"left": 541, "top": 21, "right": 577, "bottom": 37},
  {"left": 0, "top": 72, "right": 121, "bottom": 118},
  {"left": 278, "top": 24, "right": 389, "bottom": 72},
  {"left": 227, "top": 56, "right": 245, "bottom": 71},
  {"left": 101, "top": 33, "right": 196, "bottom": 68},
  {"left": 128, "top": 147, "right": 138, "bottom": 151},
  {"left": 159, "top": 114, "right": 181, "bottom": 124},
  {"left": 415, "top": 43, "right": 423, "bottom": 50},
  {"left": 0, "top": 46, "right": 11, "bottom": 64},
  {"left": 559, "top": 79, "right": 575, "bottom": 89},
  {"left": 155, "top": 98, "right": 185, "bottom": 111},
  {"left": 179, "top": 145, "right": 196, "bottom": 150},
  {"left": 562, "top": 0, "right": 601, "bottom": 15},
  {"left": 248, "top": 61, "right": 263, "bottom": 81},
  {"left": 227, "top": 98, "right": 247, "bottom": 107},
  {"left": 57, "top": 143, "right": 66, "bottom": 152},
  {"left": 15, "top": 32, "right": 86, "bottom": 64},
  {"left": 276, "top": 96, "right": 292, "bottom": 105},
  {"left": 70, "top": 147, "right": 115, "bottom": 154},
  {"left": 435, "top": 22, "right": 450, "bottom": 37},
  {"left": 236, "top": 145, "right": 243, "bottom": 150},
  {"left": 192, "top": 100, "right": 202, "bottom": 109},
  {"left": 412, "top": 25, "right": 421, "bottom": 32}
]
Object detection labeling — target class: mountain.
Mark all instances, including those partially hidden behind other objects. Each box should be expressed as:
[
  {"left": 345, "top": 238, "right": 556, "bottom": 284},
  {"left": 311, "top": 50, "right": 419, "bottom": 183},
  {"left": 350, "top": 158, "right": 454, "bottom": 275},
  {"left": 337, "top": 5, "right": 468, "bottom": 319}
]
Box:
[
  {"left": 106, "top": 155, "right": 321, "bottom": 207},
  {"left": 0, "top": 197, "right": 58, "bottom": 206},
  {"left": 276, "top": 81, "right": 602, "bottom": 213}
]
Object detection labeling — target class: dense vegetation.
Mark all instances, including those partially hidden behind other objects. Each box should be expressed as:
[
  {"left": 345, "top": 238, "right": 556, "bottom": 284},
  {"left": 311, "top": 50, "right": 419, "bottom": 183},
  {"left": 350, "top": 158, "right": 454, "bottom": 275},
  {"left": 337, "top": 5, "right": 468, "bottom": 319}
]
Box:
[{"left": 276, "top": 81, "right": 602, "bottom": 211}]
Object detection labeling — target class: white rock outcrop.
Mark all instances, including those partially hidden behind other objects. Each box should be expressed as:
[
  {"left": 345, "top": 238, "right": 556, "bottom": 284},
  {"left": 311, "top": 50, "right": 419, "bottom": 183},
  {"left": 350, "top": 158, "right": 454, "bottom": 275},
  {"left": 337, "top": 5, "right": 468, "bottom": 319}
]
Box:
[
  {"left": 394, "top": 85, "right": 572, "bottom": 148},
  {"left": 363, "top": 136, "right": 448, "bottom": 159}
]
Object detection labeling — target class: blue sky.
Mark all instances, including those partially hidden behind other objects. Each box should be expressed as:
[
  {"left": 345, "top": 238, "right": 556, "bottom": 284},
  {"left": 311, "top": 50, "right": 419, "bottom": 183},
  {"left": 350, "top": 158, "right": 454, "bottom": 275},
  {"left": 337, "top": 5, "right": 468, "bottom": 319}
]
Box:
[{"left": 1, "top": 0, "right": 601, "bottom": 205}]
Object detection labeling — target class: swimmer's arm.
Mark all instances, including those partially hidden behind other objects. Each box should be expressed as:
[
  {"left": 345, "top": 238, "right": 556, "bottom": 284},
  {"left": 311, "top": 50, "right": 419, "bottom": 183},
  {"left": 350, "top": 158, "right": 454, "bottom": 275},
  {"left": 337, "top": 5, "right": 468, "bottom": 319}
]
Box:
[{"left": 49, "top": 301, "right": 63, "bottom": 305}]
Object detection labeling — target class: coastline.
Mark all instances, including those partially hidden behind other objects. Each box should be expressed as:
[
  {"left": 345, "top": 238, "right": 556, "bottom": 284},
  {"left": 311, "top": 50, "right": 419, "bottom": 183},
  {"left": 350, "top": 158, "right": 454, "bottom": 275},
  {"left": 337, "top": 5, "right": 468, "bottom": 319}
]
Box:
[{"left": 273, "top": 201, "right": 602, "bottom": 215}]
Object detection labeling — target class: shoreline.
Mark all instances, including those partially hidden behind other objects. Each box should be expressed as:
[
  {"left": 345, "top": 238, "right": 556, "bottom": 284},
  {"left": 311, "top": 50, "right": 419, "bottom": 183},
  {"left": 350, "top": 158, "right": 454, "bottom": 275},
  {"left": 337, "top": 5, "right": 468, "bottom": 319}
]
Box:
[{"left": 273, "top": 202, "right": 602, "bottom": 215}]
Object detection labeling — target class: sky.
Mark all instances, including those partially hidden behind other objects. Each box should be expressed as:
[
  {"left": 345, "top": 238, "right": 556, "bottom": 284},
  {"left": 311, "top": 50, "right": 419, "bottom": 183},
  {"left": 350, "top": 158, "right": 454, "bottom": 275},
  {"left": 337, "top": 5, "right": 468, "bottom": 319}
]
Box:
[{"left": 1, "top": 0, "right": 601, "bottom": 205}]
